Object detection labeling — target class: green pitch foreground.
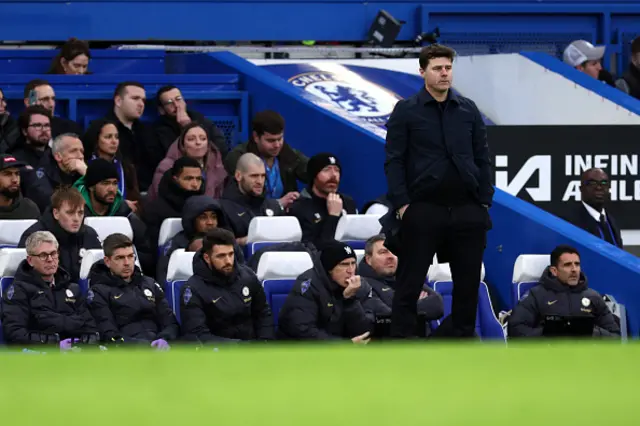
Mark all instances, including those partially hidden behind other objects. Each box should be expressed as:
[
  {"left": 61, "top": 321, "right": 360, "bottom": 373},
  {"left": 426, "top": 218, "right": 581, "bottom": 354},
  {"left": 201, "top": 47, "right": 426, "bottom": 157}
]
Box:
[{"left": 0, "top": 342, "right": 638, "bottom": 426}]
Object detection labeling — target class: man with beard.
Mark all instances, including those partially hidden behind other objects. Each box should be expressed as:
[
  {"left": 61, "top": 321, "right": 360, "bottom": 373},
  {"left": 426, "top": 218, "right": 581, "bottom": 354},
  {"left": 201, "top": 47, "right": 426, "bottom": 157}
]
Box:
[
  {"left": 12, "top": 105, "right": 52, "bottom": 168},
  {"left": 87, "top": 233, "right": 179, "bottom": 350},
  {"left": 288, "top": 153, "right": 356, "bottom": 249},
  {"left": 18, "top": 187, "right": 101, "bottom": 282},
  {"left": 22, "top": 79, "right": 83, "bottom": 138},
  {"left": 153, "top": 85, "right": 228, "bottom": 161},
  {"left": 508, "top": 245, "right": 619, "bottom": 338},
  {"left": 221, "top": 153, "right": 283, "bottom": 245},
  {"left": 2, "top": 231, "right": 98, "bottom": 349},
  {"left": 563, "top": 168, "right": 623, "bottom": 249},
  {"left": 180, "top": 228, "right": 274, "bottom": 343},
  {"left": 143, "top": 156, "right": 205, "bottom": 255},
  {"left": 73, "top": 159, "right": 153, "bottom": 273},
  {"left": 358, "top": 235, "right": 444, "bottom": 334},
  {"left": 0, "top": 154, "right": 40, "bottom": 219}
]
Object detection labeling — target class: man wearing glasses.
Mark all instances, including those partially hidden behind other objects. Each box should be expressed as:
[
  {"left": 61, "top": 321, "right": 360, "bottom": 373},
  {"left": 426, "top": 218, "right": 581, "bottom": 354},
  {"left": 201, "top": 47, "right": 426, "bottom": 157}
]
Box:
[
  {"left": 22, "top": 79, "right": 83, "bottom": 138},
  {"left": 1, "top": 230, "right": 99, "bottom": 349},
  {"left": 566, "top": 168, "right": 623, "bottom": 249}
]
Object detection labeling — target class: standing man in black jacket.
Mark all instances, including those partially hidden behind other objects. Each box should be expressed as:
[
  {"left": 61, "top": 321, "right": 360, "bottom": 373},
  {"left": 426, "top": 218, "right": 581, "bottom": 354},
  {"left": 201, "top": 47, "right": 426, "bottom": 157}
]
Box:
[
  {"left": 384, "top": 44, "right": 493, "bottom": 339},
  {"left": 180, "top": 228, "right": 274, "bottom": 343}
]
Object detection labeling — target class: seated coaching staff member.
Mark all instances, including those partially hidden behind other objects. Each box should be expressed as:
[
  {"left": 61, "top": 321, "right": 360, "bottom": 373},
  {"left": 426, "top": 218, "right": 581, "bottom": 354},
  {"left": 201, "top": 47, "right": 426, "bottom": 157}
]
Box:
[{"left": 383, "top": 44, "right": 493, "bottom": 338}]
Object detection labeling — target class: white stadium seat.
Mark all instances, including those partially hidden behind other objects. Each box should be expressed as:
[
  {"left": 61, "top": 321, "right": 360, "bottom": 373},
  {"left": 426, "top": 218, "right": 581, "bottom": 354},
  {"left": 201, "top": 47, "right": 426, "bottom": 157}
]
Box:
[
  {"left": 79, "top": 249, "right": 105, "bottom": 281},
  {"left": 84, "top": 217, "right": 133, "bottom": 241},
  {"left": 0, "top": 248, "right": 27, "bottom": 296},
  {"left": 158, "top": 218, "right": 183, "bottom": 247},
  {"left": 334, "top": 214, "right": 382, "bottom": 241},
  {"left": 167, "top": 249, "right": 196, "bottom": 282},
  {"left": 0, "top": 219, "right": 36, "bottom": 248},
  {"left": 247, "top": 217, "right": 302, "bottom": 243},
  {"left": 512, "top": 255, "right": 550, "bottom": 283},
  {"left": 364, "top": 203, "right": 389, "bottom": 216},
  {"left": 256, "top": 251, "right": 313, "bottom": 281},
  {"left": 427, "top": 262, "right": 486, "bottom": 282},
  {"left": 355, "top": 249, "right": 365, "bottom": 264}
]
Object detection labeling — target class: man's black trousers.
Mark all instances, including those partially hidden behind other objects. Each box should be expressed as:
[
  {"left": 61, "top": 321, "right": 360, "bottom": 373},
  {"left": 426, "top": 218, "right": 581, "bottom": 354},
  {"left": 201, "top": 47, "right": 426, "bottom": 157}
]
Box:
[{"left": 390, "top": 202, "right": 490, "bottom": 338}]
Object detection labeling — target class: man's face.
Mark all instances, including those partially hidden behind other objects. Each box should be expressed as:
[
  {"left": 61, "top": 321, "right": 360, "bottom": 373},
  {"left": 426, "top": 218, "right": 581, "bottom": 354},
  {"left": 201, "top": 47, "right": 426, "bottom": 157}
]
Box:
[
  {"left": 205, "top": 244, "right": 235, "bottom": 276},
  {"left": 159, "top": 88, "right": 187, "bottom": 118},
  {"left": 116, "top": 86, "right": 146, "bottom": 120},
  {"left": 329, "top": 258, "right": 357, "bottom": 288},
  {"left": 91, "top": 178, "right": 118, "bottom": 206},
  {"left": 29, "top": 85, "right": 56, "bottom": 115},
  {"left": 577, "top": 60, "right": 602, "bottom": 79},
  {"left": 53, "top": 136, "right": 84, "bottom": 172},
  {"left": 365, "top": 240, "right": 398, "bottom": 277},
  {"left": 0, "top": 167, "right": 21, "bottom": 199},
  {"left": 237, "top": 162, "right": 266, "bottom": 197},
  {"left": 253, "top": 131, "right": 284, "bottom": 158},
  {"left": 27, "top": 241, "right": 59, "bottom": 278},
  {"left": 62, "top": 54, "right": 89, "bottom": 75},
  {"left": 174, "top": 167, "right": 203, "bottom": 192},
  {"left": 194, "top": 210, "right": 218, "bottom": 234},
  {"left": 313, "top": 165, "right": 340, "bottom": 195},
  {"left": 550, "top": 253, "right": 581, "bottom": 286},
  {"left": 105, "top": 246, "right": 135, "bottom": 281},
  {"left": 23, "top": 113, "right": 51, "bottom": 147},
  {"left": 580, "top": 168, "right": 610, "bottom": 208},
  {"left": 53, "top": 201, "right": 84, "bottom": 233},
  {"left": 420, "top": 57, "right": 453, "bottom": 94}
]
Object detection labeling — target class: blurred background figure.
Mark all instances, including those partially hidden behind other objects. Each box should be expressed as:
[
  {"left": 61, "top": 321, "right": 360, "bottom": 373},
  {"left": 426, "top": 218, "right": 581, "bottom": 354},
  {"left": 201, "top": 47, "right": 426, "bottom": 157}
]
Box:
[{"left": 48, "top": 38, "right": 91, "bottom": 75}]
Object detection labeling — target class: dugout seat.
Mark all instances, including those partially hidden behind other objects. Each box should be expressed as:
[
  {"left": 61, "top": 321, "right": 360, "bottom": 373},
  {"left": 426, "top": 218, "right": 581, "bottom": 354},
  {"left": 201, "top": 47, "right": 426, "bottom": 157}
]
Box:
[
  {"left": 246, "top": 217, "right": 302, "bottom": 257},
  {"left": 0, "top": 248, "right": 27, "bottom": 297},
  {"left": 158, "top": 218, "right": 183, "bottom": 256},
  {"left": 334, "top": 214, "right": 382, "bottom": 249},
  {"left": 0, "top": 220, "right": 37, "bottom": 248},
  {"left": 511, "top": 255, "right": 549, "bottom": 307},
  {"left": 166, "top": 249, "right": 196, "bottom": 321},
  {"left": 84, "top": 217, "right": 133, "bottom": 241}
]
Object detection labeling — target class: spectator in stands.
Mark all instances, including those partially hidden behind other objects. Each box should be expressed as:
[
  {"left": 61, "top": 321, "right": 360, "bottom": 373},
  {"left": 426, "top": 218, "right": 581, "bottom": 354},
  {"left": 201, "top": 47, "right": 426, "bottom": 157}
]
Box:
[
  {"left": 0, "top": 154, "right": 40, "bottom": 219},
  {"left": 85, "top": 81, "right": 156, "bottom": 190},
  {"left": 288, "top": 153, "right": 356, "bottom": 249},
  {"left": 358, "top": 235, "right": 443, "bottom": 331},
  {"left": 508, "top": 245, "right": 620, "bottom": 338},
  {"left": 563, "top": 168, "right": 623, "bottom": 249},
  {"left": 615, "top": 36, "right": 640, "bottom": 100},
  {"left": 48, "top": 38, "right": 91, "bottom": 75},
  {"left": 153, "top": 85, "right": 228, "bottom": 162},
  {"left": 156, "top": 194, "right": 243, "bottom": 284},
  {"left": 563, "top": 40, "right": 615, "bottom": 86},
  {"left": 73, "top": 159, "right": 153, "bottom": 273},
  {"left": 22, "top": 79, "right": 83, "bottom": 137},
  {"left": 19, "top": 187, "right": 101, "bottom": 282},
  {"left": 87, "top": 233, "right": 178, "bottom": 350},
  {"left": 180, "top": 228, "right": 274, "bottom": 342},
  {"left": 148, "top": 122, "right": 226, "bottom": 201},
  {"left": 187, "top": 235, "right": 204, "bottom": 252},
  {"left": 83, "top": 118, "right": 141, "bottom": 207},
  {"left": 225, "top": 111, "right": 307, "bottom": 209},
  {"left": 12, "top": 105, "right": 52, "bottom": 167},
  {"left": 221, "top": 153, "right": 283, "bottom": 245},
  {"left": 2, "top": 231, "right": 98, "bottom": 348},
  {"left": 0, "top": 88, "right": 20, "bottom": 153},
  {"left": 278, "top": 241, "right": 371, "bottom": 342},
  {"left": 22, "top": 133, "right": 87, "bottom": 211},
  {"left": 143, "top": 157, "right": 205, "bottom": 255}
]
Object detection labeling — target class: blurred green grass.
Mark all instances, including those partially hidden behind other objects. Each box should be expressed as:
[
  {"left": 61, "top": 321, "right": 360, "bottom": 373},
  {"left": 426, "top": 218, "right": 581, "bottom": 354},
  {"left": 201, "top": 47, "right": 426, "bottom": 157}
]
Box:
[{"left": 0, "top": 342, "right": 638, "bottom": 425}]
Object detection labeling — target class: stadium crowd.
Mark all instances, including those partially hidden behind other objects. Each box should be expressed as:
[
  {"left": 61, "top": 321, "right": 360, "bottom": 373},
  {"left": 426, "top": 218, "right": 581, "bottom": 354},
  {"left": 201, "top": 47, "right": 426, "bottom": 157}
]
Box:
[{"left": 0, "top": 39, "right": 624, "bottom": 351}]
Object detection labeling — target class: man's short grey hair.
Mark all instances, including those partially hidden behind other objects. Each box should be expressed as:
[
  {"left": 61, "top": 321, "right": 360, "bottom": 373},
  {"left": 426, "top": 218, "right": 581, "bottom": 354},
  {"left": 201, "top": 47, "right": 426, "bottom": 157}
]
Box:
[
  {"left": 51, "top": 133, "right": 80, "bottom": 155},
  {"left": 236, "top": 152, "right": 265, "bottom": 174},
  {"left": 364, "top": 234, "right": 386, "bottom": 256},
  {"left": 25, "top": 231, "right": 59, "bottom": 255}
]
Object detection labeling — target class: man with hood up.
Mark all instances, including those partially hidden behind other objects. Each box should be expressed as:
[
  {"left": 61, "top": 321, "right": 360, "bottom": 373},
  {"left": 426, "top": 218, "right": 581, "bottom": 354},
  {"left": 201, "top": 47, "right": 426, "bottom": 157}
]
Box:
[
  {"left": 278, "top": 241, "right": 372, "bottom": 342},
  {"left": 87, "top": 233, "right": 179, "bottom": 349},
  {"left": 73, "top": 158, "right": 152, "bottom": 273},
  {"left": 508, "top": 245, "right": 619, "bottom": 338},
  {"left": 180, "top": 228, "right": 274, "bottom": 343},
  {"left": 18, "top": 187, "right": 101, "bottom": 283}
]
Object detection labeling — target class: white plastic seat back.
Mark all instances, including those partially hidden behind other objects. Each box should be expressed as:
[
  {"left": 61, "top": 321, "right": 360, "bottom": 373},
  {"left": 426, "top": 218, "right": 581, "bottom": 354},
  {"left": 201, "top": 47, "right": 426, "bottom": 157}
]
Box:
[
  {"left": 512, "top": 255, "right": 550, "bottom": 283},
  {"left": 158, "top": 218, "right": 183, "bottom": 247},
  {"left": 335, "top": 214, "right": 382, "bottom": 241},
  {"left": 0, "top": 220, "right": 36, "bottom": 246},
  {"left": 355, "top": 249, "right": 365, "bottom": 264},
  {"left": 79, "top": 249, "right": 105, "bottom": 280},
  {"left": 427, "top": 262, "right": 486, "bottom": 282},
  {"left": 84, "top": 217, "right": 133, "bottom": 241},
  {"left": 256, "top": 252, "right": 313, "bottom": 281},
  {"left": 0, "top": 248, "right": 27, "bottom": 277},
  {"left": 167, "top": 249, "right": 195, "bottom": 281},
  {"left": 247, "top": 217, "right": 302, "bottom": 243}
]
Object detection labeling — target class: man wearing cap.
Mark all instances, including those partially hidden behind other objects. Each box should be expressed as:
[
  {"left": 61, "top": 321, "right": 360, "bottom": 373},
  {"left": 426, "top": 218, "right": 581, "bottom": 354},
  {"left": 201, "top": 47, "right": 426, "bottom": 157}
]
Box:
[
  {"left": 278, "top": 241, "right": 372, "bottom": 342},
  {"left": 73, "top": 158, "right": 153, "bottom": 273},
  {"left": 563, "top": 40, "right": 614, "bottom": 85},
  {"left": 615, "top": 36, "right": 640, "bottom": 100},
  {"left": 288, "top": 153, "right": 357, "bottom": 249},
  {"left": 0, "top": 154, "right": 40, "bottom": 219}
]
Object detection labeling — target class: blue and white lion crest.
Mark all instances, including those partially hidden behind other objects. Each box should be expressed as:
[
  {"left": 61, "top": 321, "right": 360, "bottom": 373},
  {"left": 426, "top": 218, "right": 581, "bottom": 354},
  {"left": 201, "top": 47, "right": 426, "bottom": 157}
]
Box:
[{"left": 316, "top": 85, "right": 380, "bottom": 114}]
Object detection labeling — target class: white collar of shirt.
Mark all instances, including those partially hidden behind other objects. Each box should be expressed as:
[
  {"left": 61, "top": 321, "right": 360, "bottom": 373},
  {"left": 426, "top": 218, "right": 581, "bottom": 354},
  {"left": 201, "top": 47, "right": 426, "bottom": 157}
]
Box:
[{"left": 582, "top": 201, "right": 606, "bottom": 222}]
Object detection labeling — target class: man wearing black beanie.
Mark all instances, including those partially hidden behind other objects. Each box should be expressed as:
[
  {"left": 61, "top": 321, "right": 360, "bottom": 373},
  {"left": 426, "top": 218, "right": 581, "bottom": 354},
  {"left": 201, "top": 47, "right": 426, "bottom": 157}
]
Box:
[
  {"left": 288, "top": 153, "right": 357, "bottom": 249},
  {"left": 278, "top": 241, "right": 371, "bottom": 342},
  {"left": 73, "top": 158, "right": 153, "bottom": 273}
]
